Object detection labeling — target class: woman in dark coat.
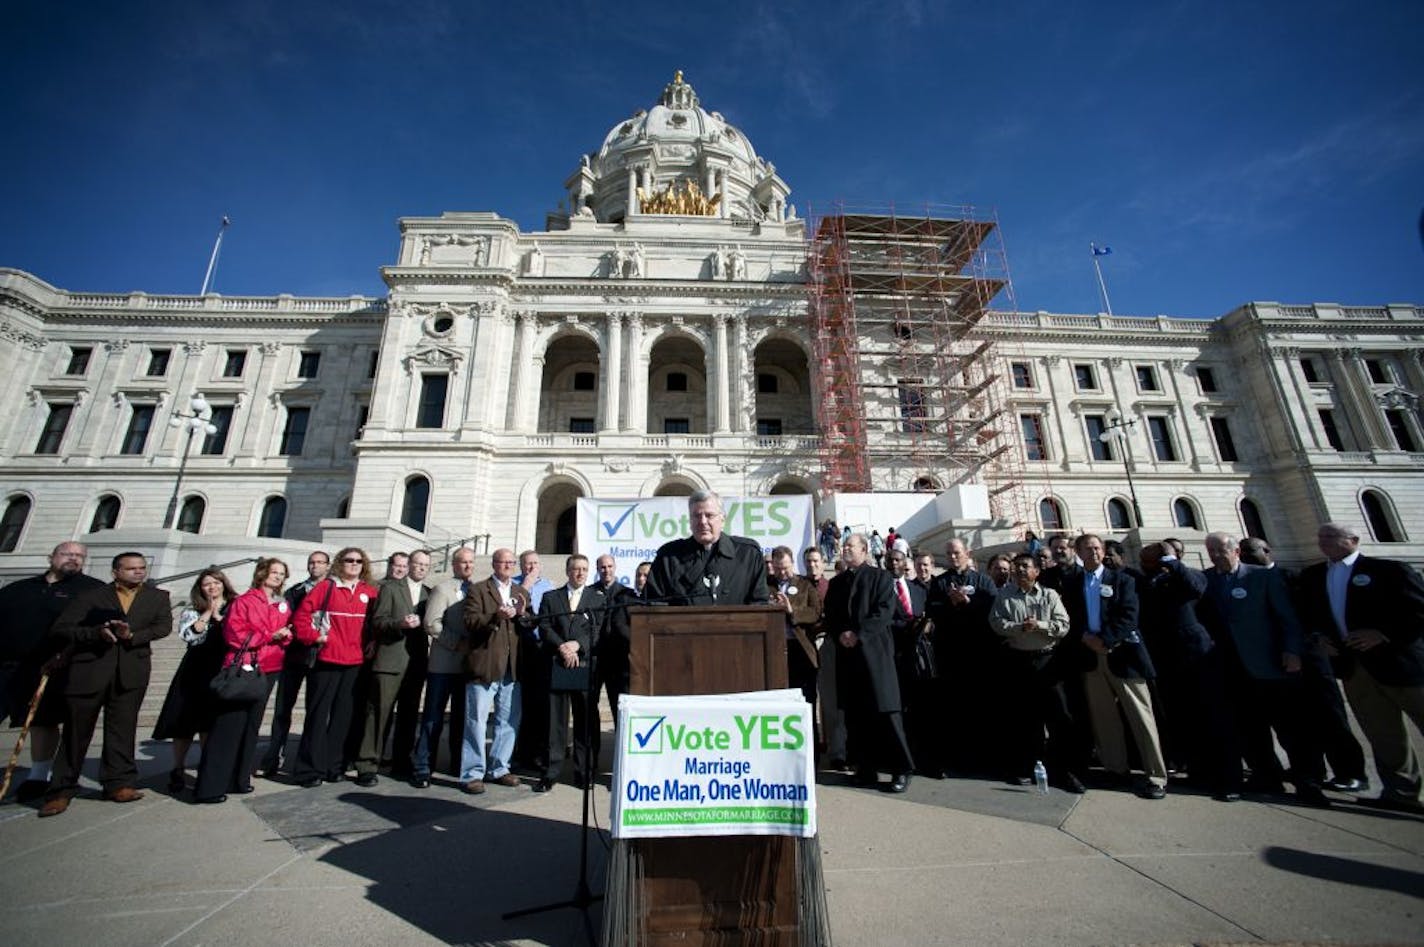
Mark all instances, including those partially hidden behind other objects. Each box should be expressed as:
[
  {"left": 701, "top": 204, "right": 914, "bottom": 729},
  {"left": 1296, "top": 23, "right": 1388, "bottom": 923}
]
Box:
[{"left": 152, "top": 569, "right": 237, "bottom": 793}]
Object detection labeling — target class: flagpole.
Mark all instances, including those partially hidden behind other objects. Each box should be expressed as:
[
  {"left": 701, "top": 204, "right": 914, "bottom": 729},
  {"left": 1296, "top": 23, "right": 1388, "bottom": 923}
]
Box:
[
  {"left": 1090, "top": 242, "right": 1114, "bottom": 316},
  {"left": 200, "top": 216, "right": 231, "bottom": 295}
]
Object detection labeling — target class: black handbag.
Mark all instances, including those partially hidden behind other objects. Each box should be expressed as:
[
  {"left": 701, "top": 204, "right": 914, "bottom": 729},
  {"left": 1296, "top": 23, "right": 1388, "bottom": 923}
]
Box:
[
  {"left": 550, "top": 658, "right": 591, "bottom": 693},
  {"left": 912, "top": 618, "right": 938, "bottom": 679},
  {"left": 210, "top": 631, "right": 267, "bottom": 702}
]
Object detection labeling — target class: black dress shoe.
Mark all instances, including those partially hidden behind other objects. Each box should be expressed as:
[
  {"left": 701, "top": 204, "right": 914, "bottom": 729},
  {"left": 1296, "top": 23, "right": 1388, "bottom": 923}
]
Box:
[
  {"left": 1139, "top": 784, "right": 1167, "bottom": 801},
  {"left": 410, "top": 775, "right": 431, "bottom": 789},
  {"left": 887, "top": 773, "right": 911, "bottom": 793},
  {"left": 354, "top": 773, "right": 378, "bottom": 788},
  {"left": 196, "top": 795, "right": 227, "bottom": 805},
  {"left": 1008, "top": 776, "right": 1034, "bottom": 787},
  {"left": 1296, "top": 784, "right": 1332, "bottom": 807},
  {"left": 1325, "top": 776, "right": 1367, "bottom": 793},
  {"left": 1213, "top": 791, "right": 1242, "bottom": 802},
  {"left": 1055, "top": 773, "right": 1087, "bottom": 794},
  {"left": 233, "top": 785, "right": 255, "bottom": 794},
  {"left": 167, "top": 769, "right": 186, "bottom": 793},
  {"left": 532, "top": 778, "right": 555, "bottom": 793},
  {"left": 298, "top": 777, "right": 323, "bottom": 789},
  {"left": 852, "top": 769, "right": 879, "bottom": 787}
]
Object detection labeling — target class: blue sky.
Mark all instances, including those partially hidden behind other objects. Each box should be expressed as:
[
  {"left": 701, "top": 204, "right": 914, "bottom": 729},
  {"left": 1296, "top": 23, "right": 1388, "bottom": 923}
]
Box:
[{"left": 2, "top": 0, "right": 1421, "bottom": 317}]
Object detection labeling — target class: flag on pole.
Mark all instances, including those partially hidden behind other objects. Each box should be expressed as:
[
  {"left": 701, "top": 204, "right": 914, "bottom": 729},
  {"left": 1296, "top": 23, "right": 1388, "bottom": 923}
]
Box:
[{"left": 1091, "top": 243, "right": 1112, "bottom": 256}]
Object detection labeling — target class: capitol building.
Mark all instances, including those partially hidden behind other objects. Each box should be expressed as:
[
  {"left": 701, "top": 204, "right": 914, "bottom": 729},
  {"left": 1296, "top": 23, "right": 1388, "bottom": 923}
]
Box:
[{"left": 1, "top": 72, "right": 1420, "bottom": 578}]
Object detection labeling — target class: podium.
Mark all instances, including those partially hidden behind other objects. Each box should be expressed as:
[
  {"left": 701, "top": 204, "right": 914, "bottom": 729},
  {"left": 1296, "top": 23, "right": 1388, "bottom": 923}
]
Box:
[{"left": 603, "top": 605, "right": 830, "bottom": 947}]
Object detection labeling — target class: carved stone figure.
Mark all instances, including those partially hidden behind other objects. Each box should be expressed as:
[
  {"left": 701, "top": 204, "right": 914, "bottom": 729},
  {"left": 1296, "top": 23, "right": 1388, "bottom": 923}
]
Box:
[{"left": 729, "top": 246, "right": 747, "bottom": 281}]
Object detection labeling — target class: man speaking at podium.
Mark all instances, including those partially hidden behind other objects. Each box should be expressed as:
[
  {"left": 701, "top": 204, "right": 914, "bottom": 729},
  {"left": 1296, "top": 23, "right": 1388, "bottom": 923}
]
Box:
[{"left": 645, "top": 491, "right": 770, "bottom": 607}]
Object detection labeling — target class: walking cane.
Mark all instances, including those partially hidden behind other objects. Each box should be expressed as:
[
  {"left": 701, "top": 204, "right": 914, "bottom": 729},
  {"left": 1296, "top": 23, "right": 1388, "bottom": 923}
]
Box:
[{"left": 0, "top": 672, "right": 49, "bottom": 803}]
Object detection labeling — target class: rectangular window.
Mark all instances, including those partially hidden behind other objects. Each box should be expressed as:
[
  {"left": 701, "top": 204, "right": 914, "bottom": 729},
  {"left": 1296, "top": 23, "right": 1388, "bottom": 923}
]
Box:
[
  {"left": 1135, "top": 365, "right": 1160, "bottom": 392},
  {"left": 416, "top": 374, "right": 448, "bottom": 429},
  {"left": 121, "top": 405, "right": 154, "bottom": 454},
  {"left": 1318, "top": 409, "right": 1344, "bottom": 450},
  {"left": 368, "top": 350, "right": 380, "bottom": 379},
  {"left": 35, "top": 403, "right": 73, "bottom": 454},
  {"left": 1147, "top": 415, "right": 1178, "bottom": 461},
  {"left": 297, "top": 351, "right": 321, "bottom": 379},
  {"left": 280, "top": 406, "right": 310, "bottom": 456},
  {"left": 355, "top": 405, "right": 369, "bottom": 439},
  {"left": 899, "top": 382, "right": 929, "bottom": 433},
  {"left": 1300, "top": 357, "right": 1321, "bottom": 384},
  {"left": 1385, "top": 410, "right": 1417, "bottom": 452},
  {"left": 1084, "top": 414, "right": 1114, "bottom": 461},
  {"left": 1073, "top": 363, "right": 1097, "bottom": 390},
  {"left": 1365, "top": 359, "right": 1388, "bottom": 384},
  {"left": 1020, "top": 413, "right": 1047, "bottom": 461},
  {"left": 65, "top": 347, "right": 92, "bottom": 376},
  {"left": 569, "top": 417, "right": 596, "bottom": 433},
  {"left": 146, "top": 348, "right": 171, "bottom": 377},
  {"left": 222, "top": 350, "right": 247, "bottom": 377},
  {"left": 573, "top": 371, "right": 596, "bottom": 391},
  {"left": 666, "top": 372, "right": 688, "bottom": 392},
  {"left": 1010, "top": 362, "right": 1034, "bottom": 389},
  {"left": 201, "top": 405, "right": 233, "bottom": 455},
  {"left": 664, "top": 417, "right": 690, "bottom": 434},
  {"left": 757, "top": 373, "right": 778, "bottom": 394},
  {"left": 757, "top": 418, "right": 783, "bottom": 436},
  {"left": 1196, "top": 366, "right": 1218, "bottom": 393},
  {"left": 1210, "top": 416, "right": 1239, "bottom": 462}
]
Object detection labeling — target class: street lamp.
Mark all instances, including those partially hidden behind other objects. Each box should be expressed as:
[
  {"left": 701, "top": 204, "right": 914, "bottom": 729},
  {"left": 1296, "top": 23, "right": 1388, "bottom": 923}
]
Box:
[
  {"left": 162, "top": 394, "right": 217, "bottom": 530},
  {"left": 1098, "top": 406, "right": 1144, "bottom": 528}
]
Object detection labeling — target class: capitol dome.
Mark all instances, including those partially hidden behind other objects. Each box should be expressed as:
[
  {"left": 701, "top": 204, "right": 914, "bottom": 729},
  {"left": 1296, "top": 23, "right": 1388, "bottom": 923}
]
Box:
[{"left": 562, "top": 71, "right": 791, "bottom": 225}]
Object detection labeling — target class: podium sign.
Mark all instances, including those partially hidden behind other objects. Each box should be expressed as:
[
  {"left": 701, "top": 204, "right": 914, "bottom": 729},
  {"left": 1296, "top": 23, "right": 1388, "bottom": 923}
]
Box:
[{"left": 612, "top": 691, "right": 816, "bottom": 839}]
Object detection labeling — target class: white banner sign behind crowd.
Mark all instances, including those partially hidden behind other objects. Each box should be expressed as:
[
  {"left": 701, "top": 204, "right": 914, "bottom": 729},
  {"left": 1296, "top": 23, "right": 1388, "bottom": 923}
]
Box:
[
  {"left": 611, "top": 691, "right": 817, "bottom": 839},
  {"left": 576, "top": 495, "right": 814, "bottom": 587}
]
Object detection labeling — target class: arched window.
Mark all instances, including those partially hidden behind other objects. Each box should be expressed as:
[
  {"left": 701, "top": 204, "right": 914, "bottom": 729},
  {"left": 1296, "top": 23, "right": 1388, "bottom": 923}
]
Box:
[
  {"left": 1039, "top": 497, "right": 1066, "bottom": 531},
  {"left": 1106, "top": 497, "right": 1133, "bottom": 529},
  {"left": 1239, "top": 498, "right": 1267, "bottom": 540},
  {"left": 555, "top": 506, "right": 576, "bottom": 554},
  {"left": 1361, "top": 489, "right": 1403, "bottom": 542},
  {"left": 176, "top": 496, "right": 205, "bottom": 534},
  {"left": 257, "top": 496, "right": 287, "bottom": 538},
  {"left": 401, "top": 476, "right": 430, "bottom": 532},
  {"left": 1173, "top": 498, "right": 1201, "bottom": 530},
  {"left": 911, "top": 475, "right": 940, "bottom": 492},
  {"left": 90, "top": 494, "right": 121, "bottom": 532},
  {"left": 0, "top": 496, "right": 32, "bottom": 552}
]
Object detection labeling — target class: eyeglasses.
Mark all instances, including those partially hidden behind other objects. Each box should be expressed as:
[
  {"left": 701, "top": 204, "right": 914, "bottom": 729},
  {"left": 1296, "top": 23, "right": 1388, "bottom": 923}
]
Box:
[{"left": 341, "top": 557, "right": 364, "bottom": 564}]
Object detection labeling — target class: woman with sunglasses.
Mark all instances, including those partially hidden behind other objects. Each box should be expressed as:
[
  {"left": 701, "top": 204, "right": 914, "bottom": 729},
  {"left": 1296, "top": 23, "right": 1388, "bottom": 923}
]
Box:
[
  {"left": 194, "top": 558, "right": 293, "bottom": 802},
  {"left": 292, "top": 547, "right": 377, "bottom": 787}
]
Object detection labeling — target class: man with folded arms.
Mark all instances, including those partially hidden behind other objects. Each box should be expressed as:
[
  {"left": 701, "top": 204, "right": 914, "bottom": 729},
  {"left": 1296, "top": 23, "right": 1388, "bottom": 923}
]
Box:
[{"left": 460, "top": 548, "right": 534, "bottom": 794}]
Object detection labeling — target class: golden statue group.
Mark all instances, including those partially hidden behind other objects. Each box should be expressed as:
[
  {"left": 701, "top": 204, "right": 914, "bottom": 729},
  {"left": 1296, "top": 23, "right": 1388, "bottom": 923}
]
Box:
[{"left": 636, "top": 179, "right": 722, "bottom": 216}]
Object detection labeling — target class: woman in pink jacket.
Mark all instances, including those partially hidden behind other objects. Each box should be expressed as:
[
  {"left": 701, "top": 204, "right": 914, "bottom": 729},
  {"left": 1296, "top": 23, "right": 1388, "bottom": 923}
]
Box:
[
  {"left": 195, "top": 558, "right": 293, "bottom": 803},
  {"left": 292, "top": 546, "right": 378, "bottom": 787}
]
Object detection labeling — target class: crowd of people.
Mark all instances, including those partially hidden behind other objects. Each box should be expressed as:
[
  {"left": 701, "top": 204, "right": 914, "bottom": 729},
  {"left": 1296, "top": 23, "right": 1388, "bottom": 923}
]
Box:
[{"left": 2, "top": 501, "right": 1420, "bottom": 818}]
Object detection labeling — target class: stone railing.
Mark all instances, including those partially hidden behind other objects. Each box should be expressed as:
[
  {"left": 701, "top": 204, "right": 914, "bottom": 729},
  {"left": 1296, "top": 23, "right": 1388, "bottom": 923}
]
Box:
[{"left": 63, "top": 291, "right": 386, "bottom": 315}]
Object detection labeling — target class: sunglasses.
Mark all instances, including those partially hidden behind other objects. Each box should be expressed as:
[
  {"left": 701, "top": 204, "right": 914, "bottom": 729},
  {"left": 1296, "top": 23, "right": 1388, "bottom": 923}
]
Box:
[{"left": 341, "top": 557, "right": 365, "bottom": 564}]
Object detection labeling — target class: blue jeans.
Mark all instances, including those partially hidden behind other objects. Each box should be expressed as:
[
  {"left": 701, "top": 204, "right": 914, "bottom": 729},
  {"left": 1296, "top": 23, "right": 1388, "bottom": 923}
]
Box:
[
  {"left": 460, "top": 673, "right": 520, "bottom": 781},
  {"left": 412, "top": 672, "right": 463, "bottom": 779}
]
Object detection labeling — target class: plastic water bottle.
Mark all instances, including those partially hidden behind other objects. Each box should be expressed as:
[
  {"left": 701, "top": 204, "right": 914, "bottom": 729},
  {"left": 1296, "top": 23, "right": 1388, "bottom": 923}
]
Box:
[{"left": 1033, "top": 760, "right": 1049, "bottom": 795}]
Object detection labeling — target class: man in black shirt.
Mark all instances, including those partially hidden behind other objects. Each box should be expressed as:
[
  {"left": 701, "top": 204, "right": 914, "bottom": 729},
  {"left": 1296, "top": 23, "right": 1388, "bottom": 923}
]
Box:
[
  {"left": 0, "top": 542, "right": 105, "bottom": 801},
  {"left": 645, "top": 490, "right": 770, "bottom": 607}
]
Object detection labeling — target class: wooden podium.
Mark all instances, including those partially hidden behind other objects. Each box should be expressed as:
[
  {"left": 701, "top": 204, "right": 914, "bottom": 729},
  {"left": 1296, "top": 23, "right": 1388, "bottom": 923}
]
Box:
[{"left": 602, "top": 605, "right": 830, "bottom": 947}]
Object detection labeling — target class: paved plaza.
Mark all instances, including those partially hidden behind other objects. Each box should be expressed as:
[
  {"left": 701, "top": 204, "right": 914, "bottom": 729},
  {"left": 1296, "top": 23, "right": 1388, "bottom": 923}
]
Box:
[{"left": 0, "top": 722, "right": 1420, "bottom": 946}]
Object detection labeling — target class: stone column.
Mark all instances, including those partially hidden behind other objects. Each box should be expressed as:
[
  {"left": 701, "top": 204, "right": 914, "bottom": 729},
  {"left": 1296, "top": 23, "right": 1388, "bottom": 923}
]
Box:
[
  {"left": 712, "top": 312, "right": 730, "bottom": 433},
  {"left": 626, "top": 313, "right": 646, "bottom": 433},
  {"left": 1325, "top": 350, "right": 1380, "bottom": 450},
  {"left": 1343, "top": 348, "right": 1393, "bottom": 448},
  {"left": 1165, "top": 359, "right": 1203, "bottom": 470},
  {"left": 237, "top": 342, "right": 283, "bottom": 456},
  {"left": 509, "top": 311, "right": 537, "bottom": 432},
  {"left": 626, "top": 168, "right": 637, "bottom": 218},
  {"left": 1042, "top": 356, "right": 1074, "bottom": 468},
  {"left": 603, "top": 312, "right": 623, "bottom": 432},
  {"left": 731, "top": 314, "right": 750, "bottom": 432}
]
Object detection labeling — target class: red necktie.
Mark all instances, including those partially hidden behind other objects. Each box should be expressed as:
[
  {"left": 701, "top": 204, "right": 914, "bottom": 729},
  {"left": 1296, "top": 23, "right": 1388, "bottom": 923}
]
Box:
[{"left": 897, "top": 579, "right": 912, "bottom": 615}]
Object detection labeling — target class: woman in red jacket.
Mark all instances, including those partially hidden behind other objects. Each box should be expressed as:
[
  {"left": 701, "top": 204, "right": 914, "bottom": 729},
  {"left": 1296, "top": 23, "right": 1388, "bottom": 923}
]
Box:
[
  {"left": 292, "top": 546, "right": 377, "bottom": 787},
  {"left": 194, "top": 558, "right": 293, "bottom": 803}
]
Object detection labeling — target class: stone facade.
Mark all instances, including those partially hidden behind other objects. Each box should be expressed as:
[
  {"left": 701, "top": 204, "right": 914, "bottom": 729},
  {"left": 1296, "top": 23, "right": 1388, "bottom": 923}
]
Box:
[{"left": 1, "top": 75, "right": 1420, "bottom": 576}]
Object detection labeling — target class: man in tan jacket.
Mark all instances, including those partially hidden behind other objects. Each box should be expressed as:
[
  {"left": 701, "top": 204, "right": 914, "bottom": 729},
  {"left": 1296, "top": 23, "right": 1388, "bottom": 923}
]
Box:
[{"left": 459, "top": 548, "right": 533, "bottom": 794}]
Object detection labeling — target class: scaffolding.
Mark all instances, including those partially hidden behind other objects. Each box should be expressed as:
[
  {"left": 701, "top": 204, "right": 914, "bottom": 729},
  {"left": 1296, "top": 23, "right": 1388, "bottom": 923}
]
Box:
[{"left": 805, "top": 202, "right": 1034, "bottom": 527}]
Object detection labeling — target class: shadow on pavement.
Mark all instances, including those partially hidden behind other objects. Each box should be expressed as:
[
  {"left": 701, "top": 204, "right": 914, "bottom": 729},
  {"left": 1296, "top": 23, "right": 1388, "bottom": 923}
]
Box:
[{"left": 1262, "top": 845, "right": 1424, "bottom": 898}]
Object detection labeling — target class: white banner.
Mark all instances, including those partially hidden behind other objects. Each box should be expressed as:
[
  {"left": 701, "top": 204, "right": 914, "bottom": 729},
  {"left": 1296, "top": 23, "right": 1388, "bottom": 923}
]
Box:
[
  {"left": 611, "top": 691, "right": 817, "bottom": 839},
  {"left": 576, "top": 495, "right": 814, "bottom": 588}
]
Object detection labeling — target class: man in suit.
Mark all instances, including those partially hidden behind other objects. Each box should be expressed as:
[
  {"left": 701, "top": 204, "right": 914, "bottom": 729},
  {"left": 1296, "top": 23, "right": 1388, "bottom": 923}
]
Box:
[
  {"left": 354, "top": 549, "right": 430, "bottom": 786},
  {"left": 926, "top": 538, "right": 998, "bottom": 775},
  {"left": 645, "top": 490, "right": 770, "bottom": 607},
  {"left": 887, "top": 549, "right": 935, "bottom": 776},
  {"left": 1199, "top": 532, "right": 1328, "bottom": 805},
  {"left": 591, "top": 554, "right": 633, "bottom": 729},
  {"left": 1062, "top": 534, "right": 1167, "bottom": 799},
  {"left": 411, "top": 546, "right": 474, "bottom": 787},
  {"left": 1139, "top": 542, "right": 1239, "bottom": 800},
  {"left": 827, "top": 533, "right": 913, "bottom": 792},
  {"left": 768, "top": 545, "right": 822, "bottom": 709},
  {"left": 0, "top": 541, "right": 105, "bottom": 801},
  {"left": 1240, "top": 536, "right": 1368, "bottom": 794},
  {"left": 535, "top": 554, "right": 606, "bottom": 793},
  {"left": 1299, "top": 522, "right": 1424, "bottom": 812},
  {"left": 459, "top": 548, "right": 535, "bottom": 794},
  {"left": 40, "top": 551, "right": 172, "bottom": 816}
]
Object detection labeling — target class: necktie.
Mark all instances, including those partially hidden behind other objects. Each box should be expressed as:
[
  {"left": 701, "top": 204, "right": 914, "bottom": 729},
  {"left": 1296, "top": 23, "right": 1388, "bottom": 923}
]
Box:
[
  {"left": 897, "top": 579, "right": 912, "bottom": 615},
  {"left": 569, "top": 586, "right": 582, "bottom": 611}
]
